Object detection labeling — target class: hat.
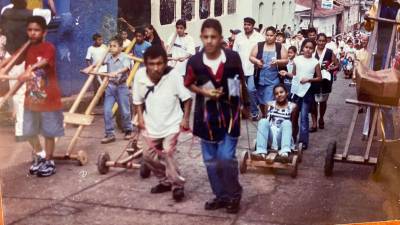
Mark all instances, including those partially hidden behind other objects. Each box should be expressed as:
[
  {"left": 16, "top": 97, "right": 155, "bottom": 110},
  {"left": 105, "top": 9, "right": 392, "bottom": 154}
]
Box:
[
  {"left": 230, "top": 29, "right": 241, "bottom": 35},
  {"left": 244, "top": 17, "right": 256, "bottom": 25}
]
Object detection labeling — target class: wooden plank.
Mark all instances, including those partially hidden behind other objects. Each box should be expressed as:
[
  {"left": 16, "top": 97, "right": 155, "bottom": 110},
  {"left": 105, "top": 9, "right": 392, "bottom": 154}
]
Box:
[
  {"left": 345, "top": 99, "right": 393, "bottom": 109},
  {"left": 384, "top": 25, "right": 397, "bottom": 69},
  {"left": 334, "top": 154, "right": 377, "bottom": 165},
  {"left": 343, "top": 106, "right": 359, "bottom": 158},
  {"left": 63, "top": 112, "right": 94, "bottom": 126},
  {"left": 365, "top": 108, "right": 379, "bottom": 160},
  {"left": 246, "top": 160, "right": 292, "bottom": 169}
]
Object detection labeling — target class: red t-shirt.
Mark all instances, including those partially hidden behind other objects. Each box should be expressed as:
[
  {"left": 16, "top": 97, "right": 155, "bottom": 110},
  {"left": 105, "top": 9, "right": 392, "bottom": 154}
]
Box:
[{"left": 24, "top": 42, "right": 62, "bottom": 111}]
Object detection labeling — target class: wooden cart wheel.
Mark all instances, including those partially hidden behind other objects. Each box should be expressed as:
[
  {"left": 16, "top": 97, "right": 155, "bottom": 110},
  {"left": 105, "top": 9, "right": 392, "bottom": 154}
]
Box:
[
  {"left": 324, "top": 142, "right": 336, "bottom": 177},
  {"left": 97, "top": 152, "right": 110, "bottom": 174},
  {"left": 291, "top": 159, "right": 298, "bottom": 178},
  {"left": 140, "top": 160, "right": 151, "bottom": 178},
  {"left": 239, "top": 151, "right": 248, "bottom": 174},
  {"left": 77, "top": 150, "right": 88, "bottom": 166},
  {"left": 297, "top": 143, "right": 303, "bottom": 163}
]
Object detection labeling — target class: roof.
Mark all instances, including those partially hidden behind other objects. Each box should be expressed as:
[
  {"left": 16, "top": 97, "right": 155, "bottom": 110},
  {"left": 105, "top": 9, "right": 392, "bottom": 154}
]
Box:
[{"left": 295, "top": 0, "right": 344, "bottom": 17}]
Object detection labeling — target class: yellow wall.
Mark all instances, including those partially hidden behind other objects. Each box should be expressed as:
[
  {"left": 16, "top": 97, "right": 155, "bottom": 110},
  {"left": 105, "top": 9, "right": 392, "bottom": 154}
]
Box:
[{"left": 26, "top": 0, "right": 43, "bottom": 10}]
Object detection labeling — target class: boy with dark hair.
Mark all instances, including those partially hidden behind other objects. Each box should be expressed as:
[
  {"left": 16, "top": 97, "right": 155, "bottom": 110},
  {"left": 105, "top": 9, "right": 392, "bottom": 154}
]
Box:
[
  {"left": 98, "top": 36, "right": 133, "bottom": 143},
  {"left": 85, "top": 33, "right": 108, "bottom": 91},
  {"left": 131, "top": 28, "right": 151, "bottom": 59},
  {"left": 166, "top": 19, "right": 195, "bottom": 76},
  {"left": 133, "top": 45, "right": 192, "bottom": 202},
  {"left": 120, "top": 30, "right": 131, "bottom": 51},
  {"left": 17, "top": 16, "right": 63, "bottom": 177},
  {"left": 185, "top": 18, "right": 250, "bottom": 214}
]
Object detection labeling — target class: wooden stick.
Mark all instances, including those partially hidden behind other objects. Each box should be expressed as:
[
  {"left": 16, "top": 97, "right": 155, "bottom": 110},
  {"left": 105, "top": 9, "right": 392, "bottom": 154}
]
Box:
[
  {"left": 127, "top": 55, "right": 143, "bottom": 63},
  {"left": 80, "top": 70, "right": 116, "bottom": 78},
  {"left": 69, "top": 47, "right": 109, "bottom": 114},
  {"left": 365, "top": 16, "right": 400, "bottom": 25}
]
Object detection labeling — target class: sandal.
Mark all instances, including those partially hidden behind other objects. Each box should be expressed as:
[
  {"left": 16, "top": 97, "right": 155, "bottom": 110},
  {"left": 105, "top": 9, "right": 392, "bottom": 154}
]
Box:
[
  {"left": 309, "top": 127, "right": 317, "bottom": 133},
  {"left": 318, "top": 120, "right": 325, "bottom": 129}
]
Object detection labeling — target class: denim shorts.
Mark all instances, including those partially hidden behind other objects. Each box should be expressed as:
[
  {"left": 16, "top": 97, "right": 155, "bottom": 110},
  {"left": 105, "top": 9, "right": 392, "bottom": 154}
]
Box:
[{"left": 22, "top": 109, "right": 65, "bottom": 138}]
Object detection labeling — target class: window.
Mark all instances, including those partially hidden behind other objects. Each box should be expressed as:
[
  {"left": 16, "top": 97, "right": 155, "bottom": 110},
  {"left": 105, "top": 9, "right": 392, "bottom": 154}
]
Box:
[
  {"left": 228, "top": 0, "right": 236, "bottom": 14},
  {"left": 215, "top": 0, "right": 224, "bottom": 17},
  {"left": 182, "top": 0, "right": 195, "bottom": 21},
  {"left": 119, "top": 0, "right": 151, "bottom": 29},
  {"left": 160, "top": 0, "right": 176, "bottom": 25},
  {"left": 199, "top": 0, "right": 210, "bottom": 19}
]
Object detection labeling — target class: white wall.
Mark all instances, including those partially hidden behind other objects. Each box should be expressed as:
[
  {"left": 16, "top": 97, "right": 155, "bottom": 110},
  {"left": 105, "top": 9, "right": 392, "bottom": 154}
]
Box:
[{"left": 314, "top": 16, "right": 337, "bottom": 36}]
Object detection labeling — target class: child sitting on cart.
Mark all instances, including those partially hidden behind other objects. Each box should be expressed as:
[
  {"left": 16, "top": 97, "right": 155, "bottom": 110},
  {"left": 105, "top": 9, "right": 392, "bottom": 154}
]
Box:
[{"left": 254, "top": 84, "right": 297, "bottom": 163}]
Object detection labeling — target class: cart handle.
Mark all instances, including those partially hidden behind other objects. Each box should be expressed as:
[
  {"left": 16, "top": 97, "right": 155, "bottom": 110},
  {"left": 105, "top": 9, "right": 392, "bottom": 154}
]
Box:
[{"left": 345, "top": 99, "right": 395, "bottom": 109}]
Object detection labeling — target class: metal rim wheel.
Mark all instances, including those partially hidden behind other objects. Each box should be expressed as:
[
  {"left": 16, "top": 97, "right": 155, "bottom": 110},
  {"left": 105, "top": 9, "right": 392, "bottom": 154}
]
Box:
[
  {"left": 140, "top": 160, "right": 151, "bottom": 178},
  {"left": 77, "top": 150, "right": 88, "bottom": 166},
  {"left": 291, "top": 159, "right": 298, "bottom": 178},
  {"left": 324, "top": 142, "right": 336, "bottom": 177},
  {"left": 97, "top": 152, "right": 110, "bottom": 174},
  {"left": 239, "top": 151, "right": 248, "bottom": 174}
]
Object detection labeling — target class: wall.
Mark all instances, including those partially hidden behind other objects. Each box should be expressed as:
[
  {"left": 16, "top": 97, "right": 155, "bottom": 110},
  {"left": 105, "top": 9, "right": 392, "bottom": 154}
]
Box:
[{"left": 314, "top": 16, "right": 337, "bottom": 36}]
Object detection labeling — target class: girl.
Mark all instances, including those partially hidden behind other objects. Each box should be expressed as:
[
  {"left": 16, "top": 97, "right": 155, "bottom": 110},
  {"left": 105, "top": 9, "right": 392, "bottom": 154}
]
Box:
[
  {"left": 279, "top": 46, "right": 297, "bottom": 99},
  {"left": 145, "top": 24, "right": 165, "bottom": 49},
  {"left": 310, "top": 33, "right": 339, "bottom": 131},
  {"left": 255, "top": 84, "right": 297, "bottom": 163},
  {"left": 291, "top": 39, "right": 322, "bottom": 150}
]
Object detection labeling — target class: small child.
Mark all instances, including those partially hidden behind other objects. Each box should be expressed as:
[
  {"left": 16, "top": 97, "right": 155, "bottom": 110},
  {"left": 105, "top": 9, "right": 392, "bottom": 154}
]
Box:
[
  {"left": 85, "top": 33, "right": 108, "bottom": 91},
  {"left": 17, "top": 16, "right": 64, "bottom": 177},
  {"left": 100, "top": 36, "right": 133, "bottom": 144},
  {"left": 279, "top": 46, "right": 297, "bottom": 99},
  {"left": 255, "top": 84, "right": 297, "bottom": 163},
  {"left": 131, "top": 28, "right": 151, "bottom": 59},
  {"left": 121, "top": 30, "right": 131, "bottom": 51}
]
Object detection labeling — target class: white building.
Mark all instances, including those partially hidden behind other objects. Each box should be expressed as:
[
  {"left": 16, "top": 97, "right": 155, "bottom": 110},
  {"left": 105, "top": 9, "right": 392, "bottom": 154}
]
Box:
[
  {"left": 119, "top": 0, "right": 296, "bottom": 46},
  {"left": 295, "top": 0, "right": 343, "bottom": 36}
]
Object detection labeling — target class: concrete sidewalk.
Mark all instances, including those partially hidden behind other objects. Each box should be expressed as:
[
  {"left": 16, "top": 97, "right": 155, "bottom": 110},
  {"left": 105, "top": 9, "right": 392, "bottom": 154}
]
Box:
[{"left": 0, "top": 75, "right": 397, "bottom": 225}]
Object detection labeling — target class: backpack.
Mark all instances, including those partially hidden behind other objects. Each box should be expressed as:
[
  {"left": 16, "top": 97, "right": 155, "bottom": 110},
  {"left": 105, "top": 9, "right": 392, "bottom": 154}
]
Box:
[{"left": 253, "top": 42, "right": 282, "bottom": 87}]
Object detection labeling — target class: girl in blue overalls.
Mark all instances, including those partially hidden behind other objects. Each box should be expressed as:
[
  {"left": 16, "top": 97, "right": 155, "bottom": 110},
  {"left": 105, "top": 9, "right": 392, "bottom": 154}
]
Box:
[{"left": 250, "top": 26, "right": 288, "bottom": 117}]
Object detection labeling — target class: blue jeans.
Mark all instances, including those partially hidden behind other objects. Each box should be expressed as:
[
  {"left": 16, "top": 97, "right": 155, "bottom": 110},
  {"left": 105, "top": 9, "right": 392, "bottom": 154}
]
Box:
[
  {"left": 256, "top": 119, "right": 292, "bottom": 154},
  {"left": 245, "top": 75, "right": 259, "bottom": 117},
  {"left": 293, "top": 91, "right": 313, "bottom": 146},
  {"left": 104, "top": 84, "right": 133, "bottom": 136},
  {"left": 201, "top": 134, "right": 242, "bottom": 201}
]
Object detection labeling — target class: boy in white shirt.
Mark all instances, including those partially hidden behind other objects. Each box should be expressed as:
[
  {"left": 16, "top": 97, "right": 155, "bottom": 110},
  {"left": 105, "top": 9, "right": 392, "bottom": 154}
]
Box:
[
  {"left": 133, "top": 45, "right": 192, "bottom": 202},
  {"left": 166, "top": 19, "right": 195, "bottom": 76},
  {"left": 85, "top": 33, "right": 108, "bottom": 94}
]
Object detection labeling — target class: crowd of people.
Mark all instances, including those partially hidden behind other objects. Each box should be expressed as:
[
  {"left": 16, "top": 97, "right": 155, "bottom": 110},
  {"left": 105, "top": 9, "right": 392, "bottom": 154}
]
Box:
[{"left": 2, "top": 0, "right": 397, "bottom": 216}]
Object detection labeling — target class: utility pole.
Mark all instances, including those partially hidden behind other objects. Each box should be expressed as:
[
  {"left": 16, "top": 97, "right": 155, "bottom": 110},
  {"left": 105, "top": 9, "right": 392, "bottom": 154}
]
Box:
[{"left": 310, "top": 0, "right": 316, "bottom": 28}]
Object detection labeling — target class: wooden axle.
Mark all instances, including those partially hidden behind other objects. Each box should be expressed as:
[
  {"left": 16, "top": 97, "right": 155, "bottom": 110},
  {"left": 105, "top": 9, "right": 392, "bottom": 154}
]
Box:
[{"left": 105, "top": 161, "right": 141, "bottom": 169}]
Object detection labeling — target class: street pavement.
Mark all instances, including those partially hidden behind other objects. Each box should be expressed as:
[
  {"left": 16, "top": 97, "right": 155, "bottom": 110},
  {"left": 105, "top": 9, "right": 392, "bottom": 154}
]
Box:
[{"left": 0, "top": 74, "right": 396, "bottom": 225}]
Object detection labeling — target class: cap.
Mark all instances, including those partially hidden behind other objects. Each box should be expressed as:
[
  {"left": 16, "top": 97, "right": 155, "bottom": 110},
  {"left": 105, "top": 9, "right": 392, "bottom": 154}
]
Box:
[{"left": 230, "top": 29, "right": 241, "bottom": 35}]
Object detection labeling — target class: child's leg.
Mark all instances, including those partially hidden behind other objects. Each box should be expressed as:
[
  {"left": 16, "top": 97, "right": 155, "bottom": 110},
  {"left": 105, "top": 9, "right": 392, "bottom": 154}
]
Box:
[
  {"left": 279, "top": 120, "right": 293, "bottom": 154},
  {"left": 23, "top": 109, "right": 42, "bottom": 154},
  {"left": 310, "top": 100, "right": 318, "bottom": 130},
  {"left": 41, "top": 110, "right": 65, "bottom": 159},
  {"left": 116, "top": 85, "right": 133, "bottom": 132},
  {"left": 28, "top": 136, "right": 42, "bottom": 154},
  {"left": 104, "top": 85, "right": 117, "bottom": 136},
  {"left": 255, "top": 118, "right": 271, "bottom": 154}
]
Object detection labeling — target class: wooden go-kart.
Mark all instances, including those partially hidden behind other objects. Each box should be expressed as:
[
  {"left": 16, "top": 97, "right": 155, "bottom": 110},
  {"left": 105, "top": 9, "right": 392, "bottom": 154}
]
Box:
[
  {"left": 97, "top": 132, "right": 151, "bottom": 178},
  {"left": 239, "top": 140, "right": 303, "bottom": 178}
]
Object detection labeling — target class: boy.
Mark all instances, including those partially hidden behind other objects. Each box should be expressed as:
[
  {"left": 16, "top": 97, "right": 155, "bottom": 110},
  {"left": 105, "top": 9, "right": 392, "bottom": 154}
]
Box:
[
  {"left": 184, "top": 19, "right": 250, "bottom": 214},
  {"left": 100, "top": 36, "right": 133, "bottom": 144},
  {"left": 17, "top": 16, "right": 64, "bottom": 177},
  {"left": 121, "top": 30, "right": 131, "bottom": 51},
  {"left": 85, "top": 33, "right": 108, "bottom": 93},
  {"left": 130, "top": 28, "right": 151, "bottom": 59},
  {"left": 133, "top": 45, "right": 192, "bottom": 202},
  {"left": 166, "top": 19, "right": 195, "bottom": 76}
]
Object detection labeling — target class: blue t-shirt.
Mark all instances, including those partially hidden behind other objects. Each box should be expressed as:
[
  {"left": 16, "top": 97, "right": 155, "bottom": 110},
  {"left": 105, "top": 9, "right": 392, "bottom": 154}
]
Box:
[{"left": 132, "top": 41, "right": 151, "bottom": 59}]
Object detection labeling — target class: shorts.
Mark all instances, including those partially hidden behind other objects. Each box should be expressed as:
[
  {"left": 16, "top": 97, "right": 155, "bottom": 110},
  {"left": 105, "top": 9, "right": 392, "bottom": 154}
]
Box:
[{"left": 22, "top": 109, "right": 65, "bottom": 138}]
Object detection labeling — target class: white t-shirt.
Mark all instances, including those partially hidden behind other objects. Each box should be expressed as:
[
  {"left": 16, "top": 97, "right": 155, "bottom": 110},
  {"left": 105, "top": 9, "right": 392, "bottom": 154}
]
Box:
[
  {"left": 232, "top": 31, "right": 264, "bottom": 76},
  {"left": 167, "top": 34, "right": 196, "bottom": 76},
  {"left": 123, "top": 39, "right": 132, "bottom": 50},
  {"left": 326, "top": 41, "right": 338, "bottom": 55},
  {"left": 133, "top": 67, "right": 192, "bottom": 138},
  {"left": 203, "top": 51, "right": 226, "bottom": 74},
  {"left": 292, "top": 55, "right": 319, "bottom": 97},
  {"left": 86, "top": 44, "right": 108, "bottom": 72}
]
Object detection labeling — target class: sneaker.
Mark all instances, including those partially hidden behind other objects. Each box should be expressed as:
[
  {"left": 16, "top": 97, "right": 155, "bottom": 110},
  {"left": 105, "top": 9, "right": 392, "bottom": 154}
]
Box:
[
  {"left": 226, "top": 199, "right": 241, "bottom": 214},
  {"left": 276, "top": 152, "right": 290, "bottom": 164},
  {"left": 29, "top": 155, "right": 46, "bottom": 175},
  {"left": 124, "top": 131, "right": 133, "bottom": 140},
  {"left": 101, "top": 135, "right": 116, "bottom": 144},
  {"left": 150, "top": 183, "right": 172, "bottom": 194},
  {"left": 36, "top": 160, "right": 56, "bottom": 177},
  {"left": 172, "top": 188, "right": 185, "bottom": 202},
  {"left": 204, "top": 198, "right": 228, "bottom": 210}
]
